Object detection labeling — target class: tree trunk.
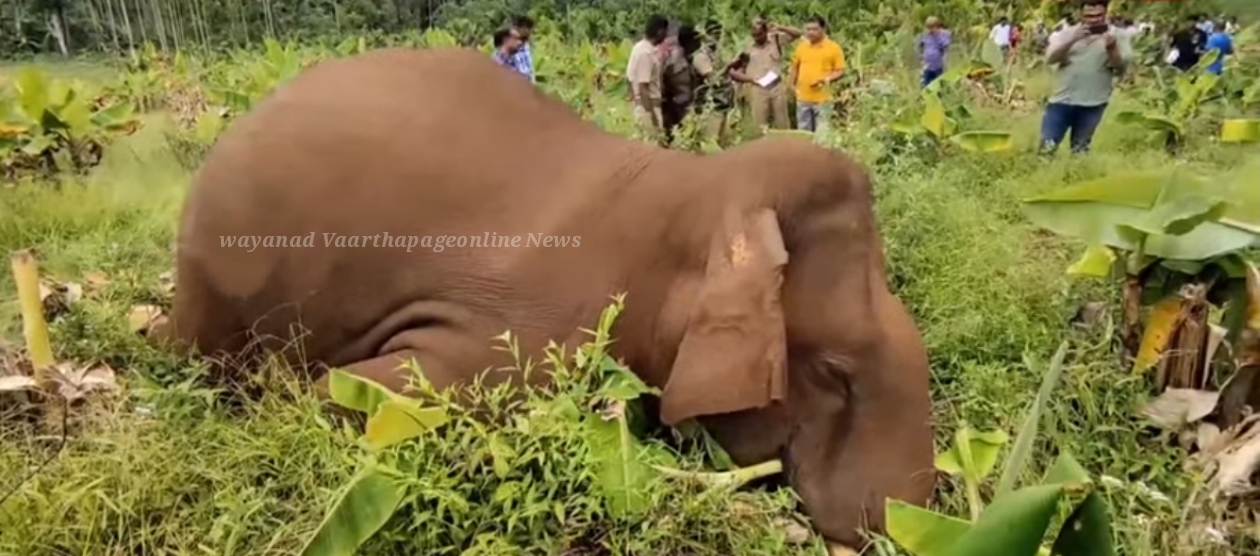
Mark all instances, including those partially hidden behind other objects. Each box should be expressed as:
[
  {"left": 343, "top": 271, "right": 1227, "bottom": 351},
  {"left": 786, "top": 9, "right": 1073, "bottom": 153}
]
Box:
[
  {"left": 48, "top": 11, "right": 70, "bottom": 56},
  {"left": 1154, "top": 283, "right": 1212, "bottom": 391},
  {"left": 104, "top": 0, "right": 123, "bottom": 53},
  {"left": 118, "top": 0, "right": 136, "bottom": 58},
  {"left": 148, "top": 0, "right": 168, "bottom": 51},
  {"left": 1121, "top": 274, "right": 1144, "bottom": 366}
]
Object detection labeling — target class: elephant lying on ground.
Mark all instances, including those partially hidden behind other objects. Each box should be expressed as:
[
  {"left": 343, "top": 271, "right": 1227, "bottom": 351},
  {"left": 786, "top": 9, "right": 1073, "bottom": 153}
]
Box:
[{"left": 166, "top": 47, "right": 935, "bottom": 551}]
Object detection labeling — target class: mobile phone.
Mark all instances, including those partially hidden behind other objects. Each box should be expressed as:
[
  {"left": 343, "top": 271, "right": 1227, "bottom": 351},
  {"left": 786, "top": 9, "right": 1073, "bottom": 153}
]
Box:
[{"left": 1088, "top": 23, "right": 1109, "bottom": 35}]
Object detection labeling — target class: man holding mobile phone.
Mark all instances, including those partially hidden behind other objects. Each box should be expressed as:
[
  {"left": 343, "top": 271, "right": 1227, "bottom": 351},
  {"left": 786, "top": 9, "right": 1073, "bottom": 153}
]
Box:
[{"left": 1038, "top": 0, "right": 1130, "bottom": 155}]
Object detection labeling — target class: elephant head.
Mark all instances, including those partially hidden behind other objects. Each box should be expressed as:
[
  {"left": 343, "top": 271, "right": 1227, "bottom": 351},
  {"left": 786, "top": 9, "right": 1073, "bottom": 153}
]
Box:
[{"left": 653, "top": 139, "right": 936, "bottom": 550}]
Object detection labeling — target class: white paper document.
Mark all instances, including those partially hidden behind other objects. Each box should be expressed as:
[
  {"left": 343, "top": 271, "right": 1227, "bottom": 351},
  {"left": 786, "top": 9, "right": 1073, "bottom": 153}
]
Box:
[{"left": 756, "top": 71, "right": 780, "bottom": 88}]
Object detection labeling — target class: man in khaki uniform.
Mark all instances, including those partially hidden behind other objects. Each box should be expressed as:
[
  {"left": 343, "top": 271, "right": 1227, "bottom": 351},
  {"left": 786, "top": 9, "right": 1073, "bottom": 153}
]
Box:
[
  {"left": 730, "top": 18, "right": 799, "bottom": 133},
  {"left": 626, "top": 15, "right": 671, "bottom": 142},
  {"left": 690, "top": 21, "right": 737, "bottom": 146}
]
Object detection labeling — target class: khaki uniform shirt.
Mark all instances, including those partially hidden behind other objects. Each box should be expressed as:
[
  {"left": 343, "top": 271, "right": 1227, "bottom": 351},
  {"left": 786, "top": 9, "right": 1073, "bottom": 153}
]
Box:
[
  {"left": 626, "top": 38, "right": 663, "bottom": 103},
  {"left": 744, "top": 36, "right": 785, "bottom": 90}
]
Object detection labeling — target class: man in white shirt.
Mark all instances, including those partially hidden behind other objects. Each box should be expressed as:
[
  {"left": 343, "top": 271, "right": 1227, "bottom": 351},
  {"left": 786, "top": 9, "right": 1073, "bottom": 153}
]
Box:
[
  {"left": 1195, "top": 15, "right": 1214, "bottom": 34},
  {"left": 990, "top": 17, "right": 1013, "bottom": 55}
]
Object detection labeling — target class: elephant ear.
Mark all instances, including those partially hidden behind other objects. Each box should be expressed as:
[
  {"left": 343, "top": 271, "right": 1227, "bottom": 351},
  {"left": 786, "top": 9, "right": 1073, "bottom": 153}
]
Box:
[{"left": 660, "top": 207, "right": 789, "bottom": 426}]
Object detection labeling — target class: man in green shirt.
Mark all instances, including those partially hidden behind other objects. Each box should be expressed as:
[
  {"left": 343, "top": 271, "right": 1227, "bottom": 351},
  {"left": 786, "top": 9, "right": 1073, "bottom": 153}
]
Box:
[{"left": 1038, "top": 0, "right": 1131, "bottom": 155}]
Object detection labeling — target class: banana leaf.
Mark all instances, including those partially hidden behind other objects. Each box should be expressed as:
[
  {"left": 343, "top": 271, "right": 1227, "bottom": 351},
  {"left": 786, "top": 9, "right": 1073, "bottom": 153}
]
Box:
[{"left": 1023, "top": 171, "right": 1260, "bottom": 261}]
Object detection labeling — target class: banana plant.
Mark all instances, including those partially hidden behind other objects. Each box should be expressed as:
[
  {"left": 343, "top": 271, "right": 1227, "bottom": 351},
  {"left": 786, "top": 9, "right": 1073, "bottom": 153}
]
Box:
[
  {"left": 890, "top": 88, "right": 1014, "bottom": 153},
  {"left": 1023, "top": 170, "right": 1260, "bottom": 391},
  {"left": 885, "top": 342, "right": 1116, "bottom": 556},
  {"left": 1217, "top": 67, "right": 1260, "bottom": 144},
  {"left": 1, "top": 68, "right": 140, "bottom": 176},
  {"left": 1115, "top": 50, "right": 1222, "bottom": 153}
]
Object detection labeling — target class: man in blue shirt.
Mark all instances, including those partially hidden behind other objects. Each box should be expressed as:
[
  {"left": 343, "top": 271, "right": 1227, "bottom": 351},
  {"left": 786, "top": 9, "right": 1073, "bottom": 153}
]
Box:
[
  {"left": 491, "top": 28, "right": 522, "bottom": 72},
  {"left": 918, "top": 16, "right": 951, "bottom": 88},
  {"left": 1205, "top": 23, "right": 1233, "bottom": 75},
  {"left": 510, "top": 15, "right": 536, "bottom": 83}
]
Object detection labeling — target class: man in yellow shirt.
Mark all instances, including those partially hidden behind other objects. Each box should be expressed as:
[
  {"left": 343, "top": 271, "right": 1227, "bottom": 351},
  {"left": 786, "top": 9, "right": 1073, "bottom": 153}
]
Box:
[{"left": 789, "top": 16, "right": 846, "bottom": 132}]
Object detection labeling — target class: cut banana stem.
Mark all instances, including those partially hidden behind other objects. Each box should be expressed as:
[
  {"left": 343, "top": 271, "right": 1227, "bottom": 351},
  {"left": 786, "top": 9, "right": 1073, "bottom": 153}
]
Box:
[
  {"left": 11, "top": 249, "right": 55, "bottom": 381},
  {"left": 652, "top": 459, "right": 783, "bottom": 489}
]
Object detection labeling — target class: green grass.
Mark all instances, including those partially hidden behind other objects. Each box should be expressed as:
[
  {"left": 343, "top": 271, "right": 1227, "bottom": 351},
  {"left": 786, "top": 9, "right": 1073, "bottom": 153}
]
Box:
[{"left": 1, "top": 52, "right": 1258, "bottom": 555}]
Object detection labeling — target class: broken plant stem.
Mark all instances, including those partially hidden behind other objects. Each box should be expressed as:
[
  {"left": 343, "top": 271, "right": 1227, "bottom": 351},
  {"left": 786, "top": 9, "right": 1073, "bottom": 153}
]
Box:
[
  {"left": 965, "top": 477, "right": 983, "bottom": 522},
  {"left": 652, "top": 459, "right": 783, "bottom": 490},
  {"left": 11, "top": 250, "right": 55, "bottom": 381}
]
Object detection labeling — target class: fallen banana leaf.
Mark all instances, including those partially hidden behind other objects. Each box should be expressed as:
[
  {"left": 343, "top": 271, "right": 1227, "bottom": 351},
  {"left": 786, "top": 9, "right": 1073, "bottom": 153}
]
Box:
[
  {"left": 1067, "top": 245, "right": 1116, "bottom": 278},
  {"left": 1133, "top": 294, "right": 1189, "bottom": 374},
  {"left": 1220, "top": 119, "right": 1260, "bottom": 143},
  {"left": 363, "top": 399, "right": 449, "bottom": 450},
  {"left": 951, "top": 131, "right": 1014, "bottom": 153},
  {"left": 299, "top": 466, "right": 407, "bottom": 556}
]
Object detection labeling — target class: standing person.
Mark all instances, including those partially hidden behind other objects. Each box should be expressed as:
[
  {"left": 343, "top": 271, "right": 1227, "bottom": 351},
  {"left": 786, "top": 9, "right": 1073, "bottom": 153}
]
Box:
[
  {"left": 1039, "top": 0, "right": 1131, "bottom": 156},
  {"left": 626, "top": 15, "right": 670, "bottom": 142},
  {"left": 1117, "top": 18, "right": 1140, "bottom": 41},
  {"left": 491, "top": 28, "right": 523, "bottom": 72},
  {"left": 1195, "top": 14, "right": 1214, "bottom": 35},
  {"left": 1224, "top": 16, "right": 1239, "bottom": 35},
  {"left": 690, "top": 20, "right": 739, "bottom": 145},
  {"left": 1168, "top": 14, "right": 1207, "bottom": 72},
  {"left": 918, "top": 17, "right": 951, "bottom": 88},
  {"left": 789, "top": 15, "right": 846, "bottom": 133},
  {"left": 660, "top": 24, "right": 697, "bottom": 145},
  {"left": 730, "top": 17, "right": 796, "bottom": 133},
  {"left": 990, "top": 17, "right": 1013, "bottom": 58},
  {"left": 1205, "top": 22, "right": 1234, "bottom": 75},
  {"left": 1054, "top": 14, "right": 1075, "bottom": 33},
  {"left": 1010, "top": 24, "right": 1023, "bottom": 60},
  {"left": 509, "top": 15, "right": 536, "bottom": 83}
]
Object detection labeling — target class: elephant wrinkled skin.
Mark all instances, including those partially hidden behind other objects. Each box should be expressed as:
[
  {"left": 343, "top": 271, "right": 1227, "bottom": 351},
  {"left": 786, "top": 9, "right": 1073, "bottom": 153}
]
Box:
[{"left": 167, "top": 47, "right": 936, "bottom": 549}]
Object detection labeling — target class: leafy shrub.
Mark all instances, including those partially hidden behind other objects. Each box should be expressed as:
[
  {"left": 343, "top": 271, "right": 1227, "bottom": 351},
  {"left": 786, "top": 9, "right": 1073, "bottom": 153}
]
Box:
[
  {"left": 0, "top": 68, "right": 140, "bottom": 179},
  {"left": 305, "top": 299, "right": 814, "bottom": 555}
]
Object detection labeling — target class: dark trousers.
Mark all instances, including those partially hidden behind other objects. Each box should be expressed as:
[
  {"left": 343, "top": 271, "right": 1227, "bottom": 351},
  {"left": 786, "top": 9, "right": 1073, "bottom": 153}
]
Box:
[
  {"left": 1039, "top": 102, "right": 1108, "bottom": 155},
  {"left": 921, "top": 67, "right": 944, "bottom": 88},
  {"left": 661, "top": 101, "right": 688, "bottom": 144}
]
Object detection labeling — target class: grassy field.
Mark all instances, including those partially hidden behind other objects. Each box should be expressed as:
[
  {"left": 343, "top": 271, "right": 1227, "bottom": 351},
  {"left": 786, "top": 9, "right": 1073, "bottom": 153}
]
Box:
[{"left": 1, "top": 40, "right": 1259, "bottom": 555}]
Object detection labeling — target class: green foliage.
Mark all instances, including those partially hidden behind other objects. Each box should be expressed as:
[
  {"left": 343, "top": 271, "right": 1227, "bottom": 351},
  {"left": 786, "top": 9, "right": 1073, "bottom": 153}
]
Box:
[
  {"left": 4, "top": 8, "right": 1260, "bottom": 555},
  {"left": 1024, "top": 170, "right": 1260, "bottom": 375},
  {"left": 301, "top": 299, "right": 809, "bottom": 555},
  {"left": 889, "top": 68, "right": 1014, "bottom": 156},
  {"left": 1117, "top": 51, "right": 1224, "bottom": 153},
  {"left": 0, "top": 67, "right": 140, "bottom": 178},
  {"left": 1023, "top": 170, "right": 1260, "bottom": 264},
  {"left": 887, "top": 343, "right": 1116, "bottom": 556}
]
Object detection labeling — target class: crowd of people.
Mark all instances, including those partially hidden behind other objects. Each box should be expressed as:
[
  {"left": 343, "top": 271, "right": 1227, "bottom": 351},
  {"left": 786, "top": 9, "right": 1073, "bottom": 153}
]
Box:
[
  {"left": 622, "top": 14, "right": 849, "bottom": 145},
  {"left": 484, "top": 2, "right": 1243, "bottom": 154}
]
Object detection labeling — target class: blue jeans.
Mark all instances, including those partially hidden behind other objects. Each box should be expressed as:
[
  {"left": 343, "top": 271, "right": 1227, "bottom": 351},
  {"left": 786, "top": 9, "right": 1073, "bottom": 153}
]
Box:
[
  {"left": 1039, "top": 102, "right": 1108, "bottom": 154},
  {"left": 797, "top": 102, "right": 823, "bottom": 132},
  {"left": 921, "top": 67, "right": 944, "bottom": 88}
]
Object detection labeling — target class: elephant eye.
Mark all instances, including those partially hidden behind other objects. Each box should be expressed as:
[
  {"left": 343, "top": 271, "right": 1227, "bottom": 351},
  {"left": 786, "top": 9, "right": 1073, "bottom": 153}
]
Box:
[
  {"left": 805, "top": 353, "right": 852, "bottom": 393},
  {"left": 818, "top": 353, "right": 852, "bottom": 376}
]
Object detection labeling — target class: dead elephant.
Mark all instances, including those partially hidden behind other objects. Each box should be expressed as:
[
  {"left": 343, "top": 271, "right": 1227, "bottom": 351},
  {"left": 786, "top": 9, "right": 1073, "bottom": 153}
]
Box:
[{"left": 166, "top": 47, "right": 936, "bottom": 551}]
